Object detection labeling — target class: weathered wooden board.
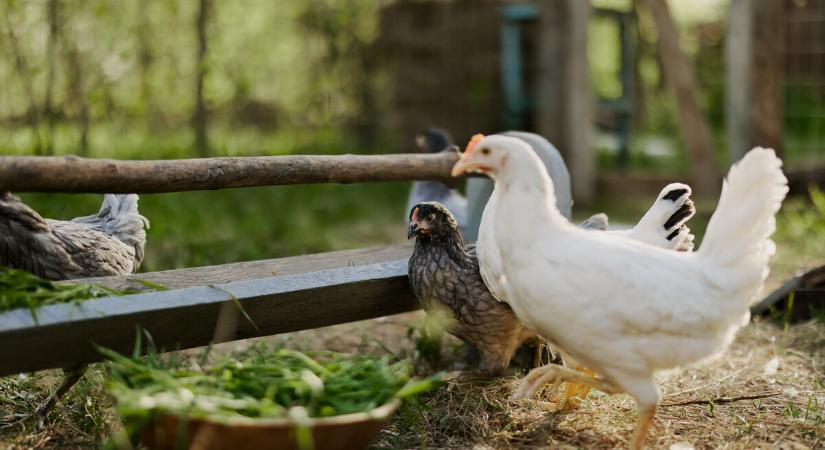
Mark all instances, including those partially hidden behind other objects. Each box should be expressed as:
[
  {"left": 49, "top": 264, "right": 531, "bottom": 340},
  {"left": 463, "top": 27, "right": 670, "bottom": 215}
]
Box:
[
  {"left": 0, "top": 246, "right": 418, "bottom": 377},
  {"left": 77, "top": 245, "right": 412, "bottom": 291},
  {"left": 0, "top": 151, "right": 460, "bottom": 193},
  {"left": 752, "top": 264, "right": 825, "bottom": 322}
]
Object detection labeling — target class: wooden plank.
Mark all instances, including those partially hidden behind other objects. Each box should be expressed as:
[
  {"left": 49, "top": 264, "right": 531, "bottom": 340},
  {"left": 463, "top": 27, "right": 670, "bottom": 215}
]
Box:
[
  {"left": 76, "top": 244, "right": 412, "bottom": 291},
  {"left": 752, "top": 264, "right": 825, "bottom": 316},
  {"left": 0, "top": 151, "right": 460, "bottom": 193},
  {"left": 0, "top": 248, "right": 419, "bottom": 377}
]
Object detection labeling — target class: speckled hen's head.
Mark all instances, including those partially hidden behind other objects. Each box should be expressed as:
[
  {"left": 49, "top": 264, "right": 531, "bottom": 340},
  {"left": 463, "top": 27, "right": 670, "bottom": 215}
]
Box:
[{"left": 407, "top": 202, "right": 458, "bottom": 240}]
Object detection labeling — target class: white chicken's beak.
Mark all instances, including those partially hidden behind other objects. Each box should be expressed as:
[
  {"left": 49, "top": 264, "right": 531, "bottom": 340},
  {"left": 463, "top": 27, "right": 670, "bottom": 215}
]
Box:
[{"left": 451, "top": 155, "right": 477, "bottom": 177}]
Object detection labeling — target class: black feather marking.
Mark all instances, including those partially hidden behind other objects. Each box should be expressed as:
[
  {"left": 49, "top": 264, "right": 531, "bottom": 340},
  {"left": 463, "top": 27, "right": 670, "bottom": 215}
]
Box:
[
  {"left": 666, "top": 228, "right": 682, "bottom": 241},
  {"left": 663, "top": 199, "right": 696, "bottom": 230},
  {"left": 663, "top": 188, "right": 688, "bottom": 201}
]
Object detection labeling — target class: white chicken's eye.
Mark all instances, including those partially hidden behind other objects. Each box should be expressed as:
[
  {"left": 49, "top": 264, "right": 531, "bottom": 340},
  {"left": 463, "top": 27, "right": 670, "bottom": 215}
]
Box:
[{"left": 480, "top": 148, "right": 491, "bottom": 156}]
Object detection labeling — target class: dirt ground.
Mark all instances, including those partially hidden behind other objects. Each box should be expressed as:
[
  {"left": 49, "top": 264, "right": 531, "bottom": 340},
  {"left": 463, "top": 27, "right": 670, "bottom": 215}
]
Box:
[{"left": 272, "top": 308, "right": 825, "bottom": 449}]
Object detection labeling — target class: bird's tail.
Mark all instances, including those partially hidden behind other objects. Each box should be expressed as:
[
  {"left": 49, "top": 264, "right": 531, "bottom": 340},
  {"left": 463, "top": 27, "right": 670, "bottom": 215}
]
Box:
[
  {"left": 627, "top": 183, "right": 696, "bottom": 251},
  {"left": 698, "top": 148, "right": 788, "bottom": 305},
  {"left": 73, "top": 194, "right": 150, "bottom": 268}
]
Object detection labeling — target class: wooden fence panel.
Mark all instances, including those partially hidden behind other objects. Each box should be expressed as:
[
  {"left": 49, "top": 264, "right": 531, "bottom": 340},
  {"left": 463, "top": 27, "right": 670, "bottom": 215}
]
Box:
[{"left": 0, "top": 246, "right": 418, "bottom": 376}]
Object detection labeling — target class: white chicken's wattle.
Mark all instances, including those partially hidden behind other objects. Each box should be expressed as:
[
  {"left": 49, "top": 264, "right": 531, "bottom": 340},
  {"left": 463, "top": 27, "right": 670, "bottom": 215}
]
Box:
[{"left": 452, "top": 135, "right": 788, "bottom": 449}]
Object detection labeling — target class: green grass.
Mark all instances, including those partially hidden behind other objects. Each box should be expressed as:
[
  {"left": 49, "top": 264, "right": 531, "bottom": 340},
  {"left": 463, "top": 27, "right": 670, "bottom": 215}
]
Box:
[
  {"left": 0, "top": 267, "right": 128, "bottom": 319},
  {"left": 104, "top": 344, "right": 438, "bottom": 421}
]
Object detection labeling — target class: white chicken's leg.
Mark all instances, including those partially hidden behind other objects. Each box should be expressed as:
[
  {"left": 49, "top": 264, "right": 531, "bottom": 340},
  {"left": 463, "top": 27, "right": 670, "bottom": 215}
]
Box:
[
  {"left": 510, "top": 364, "right": 622, "bottom": 404},
  {"left": 632, "top": 405, "right": 657, "bottom": 450}
]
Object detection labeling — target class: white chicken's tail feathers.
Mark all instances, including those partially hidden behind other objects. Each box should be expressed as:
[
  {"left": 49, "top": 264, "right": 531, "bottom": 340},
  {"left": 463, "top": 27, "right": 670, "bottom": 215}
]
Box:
[
  {"left": 698, "top": 147, "right": 788, "bottom": 304},
  {"left": 623, "top": 183, "right": 696, "bottom": 251},
  {"left": 74, "top": 194, "right": 150, "bottom": 267}
]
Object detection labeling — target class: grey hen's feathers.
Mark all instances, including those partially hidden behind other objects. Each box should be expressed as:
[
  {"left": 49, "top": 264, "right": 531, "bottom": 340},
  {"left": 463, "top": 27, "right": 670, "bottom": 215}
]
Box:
[
  {"left": 0, "top": 193, "right": 149, "bottom": 280},
  {"left": 71, "top": 194, "right": 150, "bottom": 266}
]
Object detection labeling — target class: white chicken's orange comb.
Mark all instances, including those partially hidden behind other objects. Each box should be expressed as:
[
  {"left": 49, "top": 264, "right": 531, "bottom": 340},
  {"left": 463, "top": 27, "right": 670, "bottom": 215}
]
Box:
[{"left": 465, "top": 133, "right": 485, "bottom": 155}]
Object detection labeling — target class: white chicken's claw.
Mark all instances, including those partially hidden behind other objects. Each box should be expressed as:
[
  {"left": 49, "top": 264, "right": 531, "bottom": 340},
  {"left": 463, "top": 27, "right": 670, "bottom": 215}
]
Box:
[{"left": 511, "top": 364, "right": 621, "bottom": 404}]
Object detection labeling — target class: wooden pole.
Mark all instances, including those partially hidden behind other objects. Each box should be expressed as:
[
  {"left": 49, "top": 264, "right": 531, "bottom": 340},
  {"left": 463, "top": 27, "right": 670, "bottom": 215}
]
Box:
[
  {"left": 727, "top": 0, "right": 785, "bottom": 162},
  {"left": 0, "top": 151, "right": 460, "bottom": 193},
  {"left": 641, "top": 0, "right": 722, "bottom": 197},
  {"left": 536, "top": 0, "right": 594, "bottom": 203},
  {"left": 750, "top": 0, "right": 785, "bottom": 156},
  {"left": 726, "top": 0, "right": 753, "bottom": 162}
]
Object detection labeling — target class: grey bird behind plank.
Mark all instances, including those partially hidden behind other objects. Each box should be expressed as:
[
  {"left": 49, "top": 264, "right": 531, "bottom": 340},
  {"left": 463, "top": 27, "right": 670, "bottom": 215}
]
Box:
[
  {"left": 0, "top": 192, "right": 149, "bottom": 280},
  {"left": 465, "top": 131, "right": 572, "bottom": 240},
  {"left": 406, "top": 128, "right": 468, "bottom": 235}
]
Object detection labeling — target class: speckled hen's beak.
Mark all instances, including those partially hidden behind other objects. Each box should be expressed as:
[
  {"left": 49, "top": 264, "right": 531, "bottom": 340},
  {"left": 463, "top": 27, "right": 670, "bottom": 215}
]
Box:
[{"left": 407, "top": 221, "right": 419, "bottom": 239}]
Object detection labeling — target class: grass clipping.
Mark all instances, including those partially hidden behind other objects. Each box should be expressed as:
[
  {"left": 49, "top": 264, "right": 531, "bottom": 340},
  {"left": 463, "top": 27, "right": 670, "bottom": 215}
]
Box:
[
  {"left": 102, "top": 342, "right": 442, "bottom": 428},
  {"left": 0, "top": 266, "right": 126, "bottom": 319}
]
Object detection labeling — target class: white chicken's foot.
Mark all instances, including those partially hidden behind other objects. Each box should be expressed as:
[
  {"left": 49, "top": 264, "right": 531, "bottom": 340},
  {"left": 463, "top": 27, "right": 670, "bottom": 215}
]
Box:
[
  {"left": 510, "top": 364, "right": 621, "bottom": 406},
  {"left": 631, "top": 405, "right": 657, "bottom": 450}
]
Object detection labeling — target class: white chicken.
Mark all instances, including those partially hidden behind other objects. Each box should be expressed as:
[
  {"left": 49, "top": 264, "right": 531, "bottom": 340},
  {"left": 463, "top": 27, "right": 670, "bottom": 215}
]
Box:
[
  {"left": 451, "top": 135, "right": 788, "bottom": 449},
  {"left": 469, "top": 133, "right": 695, "bottom": 304}
]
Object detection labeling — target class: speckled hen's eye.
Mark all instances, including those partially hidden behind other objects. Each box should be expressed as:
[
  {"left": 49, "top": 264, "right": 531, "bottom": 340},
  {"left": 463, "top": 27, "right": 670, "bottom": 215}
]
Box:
[{"left": 426, "top": 213, "right": 435, "bottom": 222}]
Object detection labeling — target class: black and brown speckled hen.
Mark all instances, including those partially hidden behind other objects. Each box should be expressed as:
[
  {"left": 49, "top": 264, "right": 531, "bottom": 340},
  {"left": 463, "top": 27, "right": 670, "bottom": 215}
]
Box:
[{"left": 407, "top": 201, "right": 538, "bottom": 376}]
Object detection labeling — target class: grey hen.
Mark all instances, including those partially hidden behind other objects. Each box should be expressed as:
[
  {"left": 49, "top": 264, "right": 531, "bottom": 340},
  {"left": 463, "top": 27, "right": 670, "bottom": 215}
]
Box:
[{"left": 0, "top": 192, "right": 149, "bottom": 280}]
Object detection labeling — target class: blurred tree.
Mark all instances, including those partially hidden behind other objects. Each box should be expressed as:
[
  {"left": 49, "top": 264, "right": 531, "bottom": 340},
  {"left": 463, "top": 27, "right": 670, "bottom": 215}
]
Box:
[
  {"left": 298, "top": 0, "right": 381, "bottom": 150},
  {"left": 44, "top": 0, "right": 59, "bottom": 155},
  {"left": 62, "top": 18, "right": 89, "bottom": 156},
  {"left": 137, "top": 0, "right": 155, "bottom": 126},
  {"left": 639, "top": 0, "right": 721, "bottom": 196},
  {"left": 3, "top": 0, "right": 44, "bottom": 155},
  {"left": 193, "top": 0, "right": 211, "bottom": 156}
]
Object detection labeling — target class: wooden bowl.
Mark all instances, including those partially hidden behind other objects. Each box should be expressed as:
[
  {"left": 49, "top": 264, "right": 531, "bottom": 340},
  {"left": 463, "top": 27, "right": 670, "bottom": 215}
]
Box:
[{"left": 138, "top": 400, "right": 400, "bottom": 450}]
